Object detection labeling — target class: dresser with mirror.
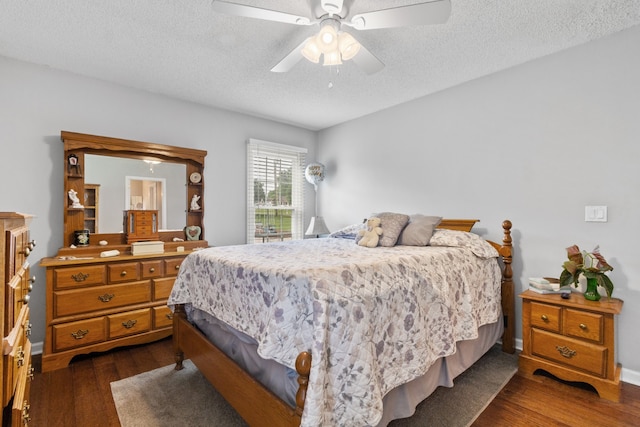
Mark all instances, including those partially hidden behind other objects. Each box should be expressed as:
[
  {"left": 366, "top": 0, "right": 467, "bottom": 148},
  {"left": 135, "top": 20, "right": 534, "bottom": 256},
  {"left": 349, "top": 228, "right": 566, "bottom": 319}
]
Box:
[{"left": 40, "top": 131, "right": 208, "bottom": 372}]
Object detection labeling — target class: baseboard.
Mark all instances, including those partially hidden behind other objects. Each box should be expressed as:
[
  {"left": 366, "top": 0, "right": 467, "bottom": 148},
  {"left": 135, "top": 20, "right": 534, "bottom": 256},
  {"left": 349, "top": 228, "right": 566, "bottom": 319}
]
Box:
[{"left": 32, "top": 339, "right": 640, "bottom": 386}]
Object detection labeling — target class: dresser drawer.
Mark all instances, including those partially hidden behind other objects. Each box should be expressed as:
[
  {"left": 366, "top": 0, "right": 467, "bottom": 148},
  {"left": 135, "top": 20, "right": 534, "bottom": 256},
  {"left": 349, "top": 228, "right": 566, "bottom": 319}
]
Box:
[
  {"left": 3, "top": 332, "right": 28, "bottom": 408},
  {"left": 531, "top": 328, "right": 607, "bottom": 377},
  {"left": 11, "top": 340, "right": 32, "bottom": 427},
  {"left": 153, "top": 277, "right": 176, "bottom": 301},
  {"left": 53, "top": 264, "right": 107, "bottom": 289},
  {"left": 565, "top": 308, "right": 603, "bottom": 343},
  {"left": 53, "top": 281, "right": 152, "bottom": 317},
  {"left": 141, "top": 260, "right": 164, "bottom": 279},
  {"left": 53, "top": 317, "right": 107, "bottom": 351},
  {"left": 164, "top": 258, "right": 184, "bottom": 277},
  {"left": 109, "top": 308, "right": 151, "bottom": 339},
  {"left": 153, "top": 305, "right": 173, "bottom": 329},
  {"left": 108, "top": 262, "right": 141, "bottom": 283},
  {"left": 530, "top": 301, "right": 562, "bottom": 333}
]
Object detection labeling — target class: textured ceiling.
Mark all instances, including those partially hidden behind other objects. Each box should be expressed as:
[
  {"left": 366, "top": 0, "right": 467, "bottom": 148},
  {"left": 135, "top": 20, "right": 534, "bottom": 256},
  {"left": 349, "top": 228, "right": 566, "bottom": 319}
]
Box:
[{"left": 1, "top": 1, "right": 638, "bottom": 130}]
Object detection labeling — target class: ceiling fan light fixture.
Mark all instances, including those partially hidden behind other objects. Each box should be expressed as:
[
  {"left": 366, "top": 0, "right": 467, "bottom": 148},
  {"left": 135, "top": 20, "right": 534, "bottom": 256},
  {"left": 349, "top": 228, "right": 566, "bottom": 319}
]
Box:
[
  {"left": 323, "top": 50, "right": 342, "bottom": 66},
  {"left": 301, "top": 38, "right": 322, "bottom": 63},
  {"left": 338, "top": 32, "right": 360, "bottom": 60},
  {"left": 317, "top": 22, "right": 339, "bottom": 53}
]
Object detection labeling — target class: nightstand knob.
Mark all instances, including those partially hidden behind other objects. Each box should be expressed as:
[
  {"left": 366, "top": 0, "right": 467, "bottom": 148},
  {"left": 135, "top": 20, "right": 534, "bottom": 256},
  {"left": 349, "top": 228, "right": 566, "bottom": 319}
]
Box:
[
  {"left": 579, "top": 323, "right": 587, "bottom": 330},
  {"left": 149, "top": 267, "right": 155, "bottom": 273},
  {"left": 120, "top": 270, "right": 127, "bottom": 276},
  {"left": 540, "top": 314, "right": 548, "bottom": 322}
]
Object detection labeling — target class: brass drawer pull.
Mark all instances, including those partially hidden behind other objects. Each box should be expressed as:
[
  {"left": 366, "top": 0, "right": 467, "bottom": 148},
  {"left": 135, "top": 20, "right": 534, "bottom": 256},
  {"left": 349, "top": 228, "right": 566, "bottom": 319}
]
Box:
[
  {"left": 540, "top": 314, "right": 548, "bottom": 322},
  {"left": 71, "top": 329, "right": 89, "bottom": 339},
  {"left": 22, "top": 401, "right": 31, "bottom": 425},
  {"left": 98, "top": 293, "right": 115, "bottom": 303},
  {"left": 26, "top": 322, "right": 32, "bottom": 338},
  {"left": 71, "top": 272, "right": 89, "bottom": 282},
  {"left": 120, "top": 270, "right": 127, "bottom": 276},
  {"left": 28, "top": 365, "right": 35, "bottom": 381},
  {"left": 175, "top": 264, "right": 180, "bottom": 270},
  {"left": 122, "top": 319, "right": 138, "bottom": 329},
  {"left": 579, "top": 323, "right": 587, "bottom": 330},
  {"left": 23, "top": 294, "right": 30, "bottom": 304},
  {"left": 149, "top": 267, "right": 155, "bottom": 273},
  {"left": 556, "top": 345, "right": 577, "bottom": 359},
  {"left": 16, "top": 346, "right": 25, "bottom": 367},
  {"left": 166, "top": 313, "right": 173, "bottom": 320}
]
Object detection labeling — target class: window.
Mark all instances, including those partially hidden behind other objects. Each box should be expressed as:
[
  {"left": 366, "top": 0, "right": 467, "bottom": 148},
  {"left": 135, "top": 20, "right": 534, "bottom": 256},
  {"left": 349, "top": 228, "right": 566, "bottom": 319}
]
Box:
[{"left": 247, "top": 139, "right": 307, "bottom": 244}]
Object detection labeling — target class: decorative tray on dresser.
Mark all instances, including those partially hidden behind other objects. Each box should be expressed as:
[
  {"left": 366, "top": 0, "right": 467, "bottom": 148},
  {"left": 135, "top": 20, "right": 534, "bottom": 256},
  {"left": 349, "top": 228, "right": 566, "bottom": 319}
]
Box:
[
  {"left": 519, "top": 290, "right": 623, "bottom": 401},
  {"left": 1, "top": 212, "right": 36, "bottom": 427}
]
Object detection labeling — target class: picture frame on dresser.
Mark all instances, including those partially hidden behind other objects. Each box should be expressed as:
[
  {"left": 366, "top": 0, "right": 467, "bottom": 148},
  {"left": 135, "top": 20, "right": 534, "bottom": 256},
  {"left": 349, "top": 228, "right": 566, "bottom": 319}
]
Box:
[{"left": 39, "top": 132, "right": 209, "bottom": 372}]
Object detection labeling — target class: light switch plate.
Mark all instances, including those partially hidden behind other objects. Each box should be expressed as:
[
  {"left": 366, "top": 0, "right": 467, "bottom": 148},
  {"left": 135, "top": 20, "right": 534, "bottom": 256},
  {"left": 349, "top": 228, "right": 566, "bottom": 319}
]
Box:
[{"left": 585, "top": 206, "right": 607, "bottom": 222}]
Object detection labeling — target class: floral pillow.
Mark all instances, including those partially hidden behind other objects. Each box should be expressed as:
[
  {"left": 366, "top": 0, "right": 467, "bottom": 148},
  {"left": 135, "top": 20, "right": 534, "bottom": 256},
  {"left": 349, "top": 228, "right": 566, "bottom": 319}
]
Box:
[
  {"left": 328, "top": 221, "right": 366, "bottom": 240},
  {"left": 373, "top": 212, "right": 410, "bottom": 247},
  {"left": 429, "top": 228, "right": 498, "bottom": 258},
  {"left": 396, "top": 215, "right": 442, "bottom": 246}
]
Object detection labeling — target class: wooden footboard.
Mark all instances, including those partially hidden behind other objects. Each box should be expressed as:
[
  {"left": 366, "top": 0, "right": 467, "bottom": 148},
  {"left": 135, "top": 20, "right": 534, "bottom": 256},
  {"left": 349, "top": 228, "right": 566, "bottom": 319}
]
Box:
[
  {"left": 173, "top": 304, "right": 310, "bottom": 426},
  {"left": 172, "top": 219, "right": 516, "bottom": 425}
]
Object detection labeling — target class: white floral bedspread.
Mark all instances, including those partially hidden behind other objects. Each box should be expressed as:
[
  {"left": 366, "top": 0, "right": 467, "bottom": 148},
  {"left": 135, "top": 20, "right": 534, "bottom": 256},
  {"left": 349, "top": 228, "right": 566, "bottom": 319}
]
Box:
[{"left": 168, "top": 236, "right": 502, "bottom": 427}]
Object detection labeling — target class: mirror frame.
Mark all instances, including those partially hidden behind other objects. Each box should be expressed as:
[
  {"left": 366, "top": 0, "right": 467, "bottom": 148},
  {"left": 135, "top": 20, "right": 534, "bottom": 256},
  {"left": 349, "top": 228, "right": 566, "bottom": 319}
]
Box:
[{"left": 60, "top": 131, "right": 207, "bottom": 255}]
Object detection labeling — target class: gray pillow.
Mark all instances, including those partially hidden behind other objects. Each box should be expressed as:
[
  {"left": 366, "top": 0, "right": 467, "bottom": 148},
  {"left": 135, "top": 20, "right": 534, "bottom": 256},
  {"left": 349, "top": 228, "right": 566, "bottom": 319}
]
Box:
[
  {"left": 397, "top": 215, "right": 443, "bottom": 246},
  {"left": 373, "top": 212, "right": 410, "bottom": 247}
]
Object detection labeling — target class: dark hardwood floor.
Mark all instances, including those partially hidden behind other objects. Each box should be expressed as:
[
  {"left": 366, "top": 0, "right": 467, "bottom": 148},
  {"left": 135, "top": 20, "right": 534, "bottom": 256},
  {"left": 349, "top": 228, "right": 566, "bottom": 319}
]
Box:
[{"left": 30, "top": 339, "right": 640, "bottom": 426}]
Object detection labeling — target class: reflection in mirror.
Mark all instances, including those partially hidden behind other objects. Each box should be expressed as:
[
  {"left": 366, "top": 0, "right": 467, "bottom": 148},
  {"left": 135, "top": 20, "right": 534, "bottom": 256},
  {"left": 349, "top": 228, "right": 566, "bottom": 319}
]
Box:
[
  {"left": 85, "top": 154, "right": 186, "bottom": 233},
  {"left": 125, "top": 177, "right": 167, "bottom": 229}
]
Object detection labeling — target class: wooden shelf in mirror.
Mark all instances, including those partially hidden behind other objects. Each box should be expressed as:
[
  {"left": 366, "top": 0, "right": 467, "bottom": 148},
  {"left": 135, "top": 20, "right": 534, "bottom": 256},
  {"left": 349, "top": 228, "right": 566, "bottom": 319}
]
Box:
[{"left": 60, "top": 131, "right": 208, "bottom": 255}]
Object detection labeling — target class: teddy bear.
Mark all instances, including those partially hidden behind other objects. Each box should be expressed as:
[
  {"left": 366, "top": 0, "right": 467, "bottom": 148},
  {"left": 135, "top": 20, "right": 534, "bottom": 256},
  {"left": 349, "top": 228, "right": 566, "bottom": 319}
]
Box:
[{"left": 357, "top": 217, "right": 383, "bottom": 248}]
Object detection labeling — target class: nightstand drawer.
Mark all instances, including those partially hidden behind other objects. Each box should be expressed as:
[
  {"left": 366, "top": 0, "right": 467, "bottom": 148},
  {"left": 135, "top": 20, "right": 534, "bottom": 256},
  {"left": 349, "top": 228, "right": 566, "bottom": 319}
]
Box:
[
  {"left": 531, "top": 328, "right": 606, "bottom": 377},
  {"left": 108, "top": 308, "right": 151, "bottom": 339},
  {"left": 530, "top": 301, "right": 561, "bottom": 332},
  {"left": 565, "top": 308, "right": 603, "bottom": 343},
  {"left": 53, "top": 317, "right": 107, "bottom": 351}
]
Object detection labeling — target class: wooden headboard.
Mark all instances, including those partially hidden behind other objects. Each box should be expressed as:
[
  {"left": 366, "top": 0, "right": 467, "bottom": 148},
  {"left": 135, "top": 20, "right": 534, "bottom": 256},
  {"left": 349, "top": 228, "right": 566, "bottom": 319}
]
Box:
[{"left": 437, "top": 218, "right": 480, "bottom": 232}]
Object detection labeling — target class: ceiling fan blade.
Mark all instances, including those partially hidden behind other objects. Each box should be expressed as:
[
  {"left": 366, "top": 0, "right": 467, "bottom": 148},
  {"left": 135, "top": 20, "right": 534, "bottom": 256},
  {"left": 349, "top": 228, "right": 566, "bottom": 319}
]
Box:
[
  {"left": 213, "top": 1, "right": 313, "bottom": 26},
  {"left": 270, "top": 38, "right": 309, "bottom": 73},
  {"left": 351, "top": 44, "right": 385, "bottom": 75},
  {"left": 348, "top": 0, "right": 451, "bottom": 30}
]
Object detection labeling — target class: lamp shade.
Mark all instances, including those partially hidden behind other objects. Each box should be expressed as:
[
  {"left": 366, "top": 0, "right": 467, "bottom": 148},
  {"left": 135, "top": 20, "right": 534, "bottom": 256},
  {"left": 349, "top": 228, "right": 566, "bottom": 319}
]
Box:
[
  {"left": 301, "top": 38, "right": 322, "bottom": 63},
  {"left": 338, "top": 32, "right": 360, "bottom": 60},
  {"left": 305, "top": 216, "right": 330, "bottom": 236}
]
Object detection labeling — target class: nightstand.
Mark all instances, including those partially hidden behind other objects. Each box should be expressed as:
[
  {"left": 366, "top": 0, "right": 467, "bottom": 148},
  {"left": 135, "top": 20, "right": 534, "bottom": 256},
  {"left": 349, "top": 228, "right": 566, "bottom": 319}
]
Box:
[{"left": 519, "top": 290, "right": 623, "bottom": 401}]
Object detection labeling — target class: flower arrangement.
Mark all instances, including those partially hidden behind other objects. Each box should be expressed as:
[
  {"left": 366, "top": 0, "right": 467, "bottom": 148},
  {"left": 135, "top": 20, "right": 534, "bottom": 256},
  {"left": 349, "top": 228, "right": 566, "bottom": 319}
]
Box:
[{"left": 559, "top": 245, "right": 614, "bottom": 299}]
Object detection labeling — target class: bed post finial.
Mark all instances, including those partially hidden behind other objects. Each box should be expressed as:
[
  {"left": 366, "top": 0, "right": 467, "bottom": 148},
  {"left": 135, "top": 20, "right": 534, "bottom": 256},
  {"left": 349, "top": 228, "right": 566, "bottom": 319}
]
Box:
[{"left": 501, "top": 220, "right": 515, "bottom": 353}]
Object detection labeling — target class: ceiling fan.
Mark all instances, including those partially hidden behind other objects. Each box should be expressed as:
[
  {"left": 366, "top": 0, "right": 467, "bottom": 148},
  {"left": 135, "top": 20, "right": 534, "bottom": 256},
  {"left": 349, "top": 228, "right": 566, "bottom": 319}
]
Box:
[{"left": 212, "top": 0, "right": 451, "bottom": 74}]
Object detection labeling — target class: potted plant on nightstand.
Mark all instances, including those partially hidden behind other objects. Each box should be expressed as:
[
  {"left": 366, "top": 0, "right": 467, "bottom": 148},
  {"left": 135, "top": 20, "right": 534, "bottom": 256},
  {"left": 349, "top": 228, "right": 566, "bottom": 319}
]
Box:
[{"left": 559, "top": 245, "right": 614, "bottom": 301}]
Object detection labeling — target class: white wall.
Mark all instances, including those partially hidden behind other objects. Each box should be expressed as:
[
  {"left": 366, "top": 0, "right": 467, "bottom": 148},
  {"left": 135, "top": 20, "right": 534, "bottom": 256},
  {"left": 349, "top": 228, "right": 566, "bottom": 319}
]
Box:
[
  {"left": 318, "top": 25, "right": 640, "bottom": 380},
  {"left": 0, "top": 56, "right": 317, "bottom": 347}
]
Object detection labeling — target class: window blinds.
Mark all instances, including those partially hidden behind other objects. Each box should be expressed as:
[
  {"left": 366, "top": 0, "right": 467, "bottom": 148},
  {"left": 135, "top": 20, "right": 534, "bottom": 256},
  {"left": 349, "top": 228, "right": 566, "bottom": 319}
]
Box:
[{"left": 247, "top": 139, "right": 307, "bottom": 244}]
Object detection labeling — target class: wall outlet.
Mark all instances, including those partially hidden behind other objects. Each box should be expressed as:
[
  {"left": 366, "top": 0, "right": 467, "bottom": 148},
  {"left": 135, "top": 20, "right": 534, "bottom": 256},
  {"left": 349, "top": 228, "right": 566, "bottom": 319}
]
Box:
[{"left": 585, "top": 206, "right": 607, "bottom": 222}]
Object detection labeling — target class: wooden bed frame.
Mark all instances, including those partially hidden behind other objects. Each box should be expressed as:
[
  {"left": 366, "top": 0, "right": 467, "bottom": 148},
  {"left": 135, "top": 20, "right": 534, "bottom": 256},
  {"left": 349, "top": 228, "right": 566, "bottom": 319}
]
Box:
[{"left": 173, "top": 219, "right": 515, "bottom": 426}]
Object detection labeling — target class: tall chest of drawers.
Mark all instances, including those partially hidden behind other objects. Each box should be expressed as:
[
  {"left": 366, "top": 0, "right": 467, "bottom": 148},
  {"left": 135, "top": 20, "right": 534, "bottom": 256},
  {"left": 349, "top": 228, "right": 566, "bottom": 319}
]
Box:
[
  {"left": 1, "top": 213, "right": 35, "bottom": 427},
  {"left": 519, "top": 290, "right": 623, "bottom": 401},
  {"left": 40, "top": 251, "right": 192, "bottom": 372}
]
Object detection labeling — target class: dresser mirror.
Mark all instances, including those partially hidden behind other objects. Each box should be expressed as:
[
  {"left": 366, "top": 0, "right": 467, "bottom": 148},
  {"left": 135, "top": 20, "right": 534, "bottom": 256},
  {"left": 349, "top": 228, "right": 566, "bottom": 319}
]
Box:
[
  {"left": 85, "top": 154, "right": 186, "bottom": 232},
  {"left": 60, "top": 131, "right": 207, "bottom": 254}
]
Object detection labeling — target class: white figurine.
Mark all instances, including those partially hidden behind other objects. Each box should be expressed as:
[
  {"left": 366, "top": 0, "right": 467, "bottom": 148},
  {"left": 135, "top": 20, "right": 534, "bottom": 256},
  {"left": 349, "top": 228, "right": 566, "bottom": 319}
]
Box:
[
  {"left": 68, "top": 189, "right": 84, "bottom": 208},
  {"left": 190, "top": 194, "right": 201, "bottom": 211}
]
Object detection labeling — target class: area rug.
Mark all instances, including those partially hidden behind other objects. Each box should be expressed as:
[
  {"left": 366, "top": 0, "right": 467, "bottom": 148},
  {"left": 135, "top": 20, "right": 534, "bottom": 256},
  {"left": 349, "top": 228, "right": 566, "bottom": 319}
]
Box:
[{"left": 111, "top": 344, "right": 517, "bottom": 427}]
